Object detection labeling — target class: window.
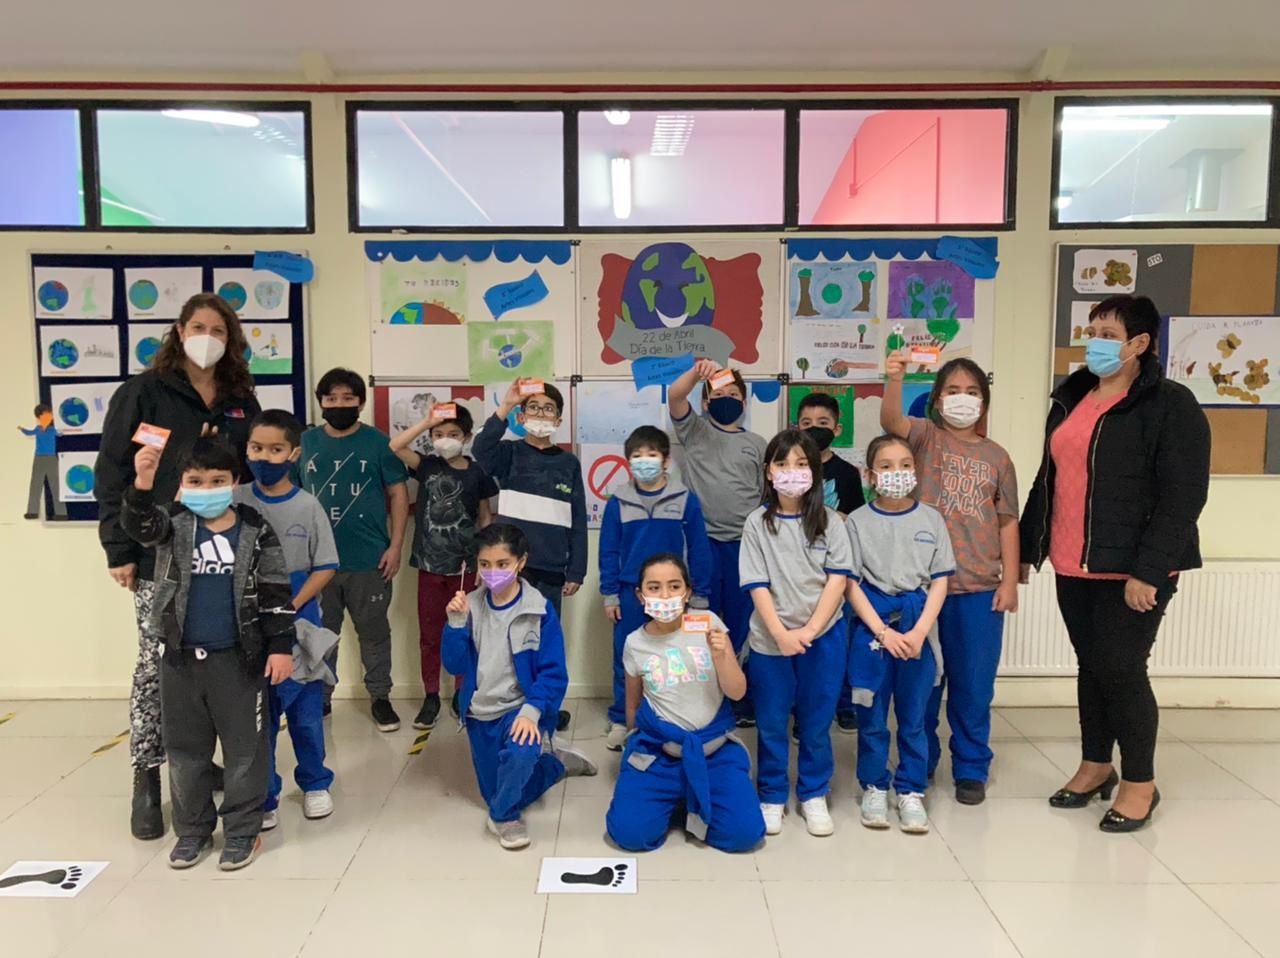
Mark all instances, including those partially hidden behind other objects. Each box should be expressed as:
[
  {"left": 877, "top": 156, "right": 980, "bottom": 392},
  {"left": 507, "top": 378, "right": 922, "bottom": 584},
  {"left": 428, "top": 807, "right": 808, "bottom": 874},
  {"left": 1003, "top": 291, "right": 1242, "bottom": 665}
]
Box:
[
  {"left": 352, "top": 108, "right": 564, "bottom": 228},
  {"left": 577, "top": 108, "right": 785, "bottom": 227},
  {"left": 799, "top": 105, "right": 1013, "bottom": 227},
  {"left": 1053, "top": 99, "right": 1276, "bottom": 226},
  {"left": 0, "top": 108, "right": 84, "bottom": 227}
]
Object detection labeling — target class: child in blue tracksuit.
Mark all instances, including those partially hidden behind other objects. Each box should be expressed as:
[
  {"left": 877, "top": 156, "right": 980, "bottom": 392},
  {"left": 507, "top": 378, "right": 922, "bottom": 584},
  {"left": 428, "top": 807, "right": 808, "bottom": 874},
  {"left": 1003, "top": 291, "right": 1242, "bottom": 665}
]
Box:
[
  {"left": 846, "top": 434, "right": 953, "bottom": 835},
  {"left": 606, "top": 553, "right": 764, "bottom": 853},
  {"left": 599, "top": 425, "right": 713, "bottom": 750},
  {"left": 738, "top": 429, "right": 853, "bottom": 839},
  {"left": 442, "top": 523, "right": 597, "bottom": 850},
  {"left": 233, "top": 410, "right": 340, "bottom": 830}
]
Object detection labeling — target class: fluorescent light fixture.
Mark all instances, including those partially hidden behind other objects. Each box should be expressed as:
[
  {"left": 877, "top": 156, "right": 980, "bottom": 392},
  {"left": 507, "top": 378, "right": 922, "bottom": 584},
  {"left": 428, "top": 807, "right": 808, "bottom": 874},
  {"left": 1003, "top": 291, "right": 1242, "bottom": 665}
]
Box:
[
  {"left": 610, "top": 156, "right": 632, "bottom": 220},
  {"left": 1055, "top": 194, "right": 1073, "bottom": 210},
  {"left": 1065, "top": 104, "right": 1272, "bottom": 118},
  {"left": 160, "top": 109, "right": 261, "bottom": 128},
  {"left": 650, "top": 113, "right": 695, "bottom": 156},
  {"left": 603, "top": 110, "right": 631, "bottom": 126},
  {"left": 1061, "top": 117, "right": 1170, "bottom": 133}
]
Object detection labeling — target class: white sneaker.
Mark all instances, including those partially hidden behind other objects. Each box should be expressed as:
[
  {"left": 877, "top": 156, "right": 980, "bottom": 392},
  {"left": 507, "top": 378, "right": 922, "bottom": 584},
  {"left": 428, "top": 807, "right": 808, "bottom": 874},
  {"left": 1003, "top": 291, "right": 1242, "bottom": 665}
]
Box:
[
  {"left": 261, "top": 809, "right": 278, "bottom": 831},
  {"left": 761, "top": 802, "right": 786, "bottom": 835},
  {"left": 486, "top": 816, "right": 531, "bottom": 850},
  {"left": 553, "top": 743, "right": 599, "bottom": 778},
  {"left": 303, "top": 789, "right": 334, "bottom": 820},
  {"left": 897, "top": 792, "right": 930, "bottom": 834},
  {"left": 860, "top": 786, "right": 890, "bottom": 829},
  {"left": 798, "top": 796, "right": 835, "bottom": 837},
  {"left": 605, "top": 722, "right": 629, "bottom": 752}
]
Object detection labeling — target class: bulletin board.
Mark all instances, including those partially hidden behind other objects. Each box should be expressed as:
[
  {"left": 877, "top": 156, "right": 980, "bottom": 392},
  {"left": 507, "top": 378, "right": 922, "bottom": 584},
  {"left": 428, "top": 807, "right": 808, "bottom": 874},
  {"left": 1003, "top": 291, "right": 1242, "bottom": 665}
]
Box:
[
  {"left": 1053, "top": 244, "right": 1280, "bottom": 476},
  {"left": 30, "top": 252, "right": 311, "bottom": 522},
  {"left": 366, "top": 240, "right": 577, "bottom": 382}
]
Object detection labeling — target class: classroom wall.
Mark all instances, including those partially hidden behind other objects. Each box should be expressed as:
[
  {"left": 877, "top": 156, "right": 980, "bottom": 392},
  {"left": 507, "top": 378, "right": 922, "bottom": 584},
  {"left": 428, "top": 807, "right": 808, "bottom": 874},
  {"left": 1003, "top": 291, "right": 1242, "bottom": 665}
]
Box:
[{"left": 2, "top": 76, "right": 1278, "bottom": 701}]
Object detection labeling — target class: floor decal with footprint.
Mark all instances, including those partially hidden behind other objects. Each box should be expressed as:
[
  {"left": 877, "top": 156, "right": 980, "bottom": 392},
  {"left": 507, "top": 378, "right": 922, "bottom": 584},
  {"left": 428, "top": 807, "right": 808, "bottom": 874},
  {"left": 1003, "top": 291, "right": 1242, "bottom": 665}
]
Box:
[
  {"left": 560, "top": 863, "right": 628, "bottom": 887},
  {"left": 0, "top": 865, "right": 83, "bottom": 891},
  {"left": 537, "top": 857, "right": 637, "bottom": 894},
  {"left": 0, "top": 861, "right": 108, "bottom": 898}
]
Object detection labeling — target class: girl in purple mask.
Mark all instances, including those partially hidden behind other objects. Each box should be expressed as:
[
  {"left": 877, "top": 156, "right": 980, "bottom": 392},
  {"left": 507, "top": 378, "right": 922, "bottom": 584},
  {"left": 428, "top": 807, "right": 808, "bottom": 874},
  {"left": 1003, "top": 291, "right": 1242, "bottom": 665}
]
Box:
[{"left": 442, "top": 523, "right": 597, "bottom": 850}]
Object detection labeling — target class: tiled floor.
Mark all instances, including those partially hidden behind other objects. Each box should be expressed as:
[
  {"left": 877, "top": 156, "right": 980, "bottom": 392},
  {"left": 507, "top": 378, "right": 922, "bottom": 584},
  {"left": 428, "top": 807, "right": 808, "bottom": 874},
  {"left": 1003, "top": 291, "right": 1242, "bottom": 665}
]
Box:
[{"left": 1, "top": 699, "right": 1279, "bottom": 958}]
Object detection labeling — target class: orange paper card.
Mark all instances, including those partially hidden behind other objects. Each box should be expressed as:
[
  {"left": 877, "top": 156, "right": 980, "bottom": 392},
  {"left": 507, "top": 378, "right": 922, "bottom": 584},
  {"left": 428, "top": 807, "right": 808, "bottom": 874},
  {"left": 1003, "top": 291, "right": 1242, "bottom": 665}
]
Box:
[
  {"left": 517, "top": 378, "right": 545, "bottom": 396},
  {"left": 909, "top": 346, "right": 941, "bottom": 365},
  {"left": 432, "top": 403, "right": 457, "bottom": 420},
  {"left": 132, "top": 423, "right": 172, "bottom": 449},
  {"left": 708, "top": 369, "right": 735, "bottom": 391},
  {"left": 682, "top": 613, "right": 712, "bottom": 633}
]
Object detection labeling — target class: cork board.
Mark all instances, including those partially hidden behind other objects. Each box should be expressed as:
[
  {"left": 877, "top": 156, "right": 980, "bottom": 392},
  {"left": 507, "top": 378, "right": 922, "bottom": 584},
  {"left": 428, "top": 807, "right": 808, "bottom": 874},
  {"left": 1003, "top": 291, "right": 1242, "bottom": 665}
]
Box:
[
  {"left": 1204, "top": 408, "right": 1268, "bottom": 475},
  {"left": 1190, "top": 245, "right": 1280, "bottom": 316}
]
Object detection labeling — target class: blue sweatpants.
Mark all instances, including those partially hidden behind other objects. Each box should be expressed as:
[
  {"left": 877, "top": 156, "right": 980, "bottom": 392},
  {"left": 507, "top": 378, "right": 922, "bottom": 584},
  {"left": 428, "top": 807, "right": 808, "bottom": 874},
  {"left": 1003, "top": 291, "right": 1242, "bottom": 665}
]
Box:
[
  {"left": 855, "top": 640, "right": 938, "bottom": 795},
  {"left": 606, "top": 741, "right": 764, "bottom": 853},
  {"left": 265, "top": 679, "right": 333, "bottom": 812},
  {"left": 926, "top": 590, "right": 1005, "bottom": 783},
  {"left": 608, "top": 589, "right": 647, "bottom": 724},
  {"left": 709, "top": 537, "right": 754, "bottom": 718},
  {"left": 748, "top": 619, "right": 847, "bottom": 803},
  {"left": 465, "top": 709, "right": 565, "bottom": 823},
  {"left": 837, "top": 601, "right": 858, "bottom": 718}
]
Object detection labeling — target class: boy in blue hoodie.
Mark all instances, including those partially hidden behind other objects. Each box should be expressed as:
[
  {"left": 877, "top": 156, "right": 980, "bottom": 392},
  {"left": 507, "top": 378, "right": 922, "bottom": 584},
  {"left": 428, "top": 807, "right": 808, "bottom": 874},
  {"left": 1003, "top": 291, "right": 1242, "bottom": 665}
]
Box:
[
  {"left": 599, "top": 425, "right": 713, "bottom": 750},
  {"left": 471, "top": 379, "right": 587, "bottom": 730},
  {"left": 443, "top": 523, "right": 597, "bottom": 850}
]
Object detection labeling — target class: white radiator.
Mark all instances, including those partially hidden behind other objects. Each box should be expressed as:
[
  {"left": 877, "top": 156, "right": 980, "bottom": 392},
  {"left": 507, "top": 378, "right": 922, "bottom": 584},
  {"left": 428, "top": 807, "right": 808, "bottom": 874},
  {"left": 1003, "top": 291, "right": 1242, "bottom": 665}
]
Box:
[{"left": 1000, "top": 563, "right": 1280, "bottom": 677}]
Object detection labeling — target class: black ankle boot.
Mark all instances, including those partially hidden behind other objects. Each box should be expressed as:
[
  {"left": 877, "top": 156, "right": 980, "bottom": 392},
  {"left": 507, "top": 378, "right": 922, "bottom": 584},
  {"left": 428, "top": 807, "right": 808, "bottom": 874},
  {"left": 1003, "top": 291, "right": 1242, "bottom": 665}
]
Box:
[{"left": 131, "top": 766, "right": 165, "bottom": 841}]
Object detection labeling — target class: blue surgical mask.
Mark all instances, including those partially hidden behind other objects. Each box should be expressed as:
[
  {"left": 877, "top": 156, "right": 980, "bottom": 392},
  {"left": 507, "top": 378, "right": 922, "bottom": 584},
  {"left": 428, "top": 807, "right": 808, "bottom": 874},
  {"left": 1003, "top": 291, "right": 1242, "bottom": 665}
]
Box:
[
  {"left": 248, "top": 459, "right": 292, "bottom": 487},
  {"left": 1085, "top": 338, "right": 1129, "bottom": 378},
  {"left": 629, "top": 456, "right": 664, "bottom": 483},
  {"left": 707, "top": 396, "right": 744, "bottom": 426},
  {"left": 180, "top": 487, "right": 234, "bottom": 519}
]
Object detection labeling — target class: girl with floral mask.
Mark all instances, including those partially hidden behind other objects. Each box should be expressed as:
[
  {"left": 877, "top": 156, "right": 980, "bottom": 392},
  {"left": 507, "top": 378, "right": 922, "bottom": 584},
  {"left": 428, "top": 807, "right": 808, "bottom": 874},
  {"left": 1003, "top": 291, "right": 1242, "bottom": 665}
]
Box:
[
  {"left": 442, "top": 523, "right": 597, "bottom": 851},
  {"left": 604, "top": 552, "right": 764, "bottom": 853},
  {"left": 880, "top": 351, "right": 1020, "bottom": 808},
  {"left": 738, "top": 429, "right": 854, "bottom": 839},
  {"left": 845, "top": 435, "right": 954, "bottom": 835}
]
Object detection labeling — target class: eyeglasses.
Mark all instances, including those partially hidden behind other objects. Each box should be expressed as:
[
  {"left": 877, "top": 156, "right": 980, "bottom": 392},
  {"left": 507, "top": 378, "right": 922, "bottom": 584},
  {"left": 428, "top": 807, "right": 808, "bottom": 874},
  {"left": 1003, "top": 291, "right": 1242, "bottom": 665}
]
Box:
[{"left": 523, "top": 403, "right": 558, "bottom": 418}]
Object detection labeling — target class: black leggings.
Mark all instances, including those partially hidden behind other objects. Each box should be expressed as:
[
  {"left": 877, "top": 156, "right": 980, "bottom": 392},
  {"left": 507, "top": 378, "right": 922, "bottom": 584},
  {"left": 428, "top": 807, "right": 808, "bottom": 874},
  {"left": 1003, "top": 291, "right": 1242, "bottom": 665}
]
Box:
[{"left": 1054, "top": 576, "right": 1178, "bottom": 783}]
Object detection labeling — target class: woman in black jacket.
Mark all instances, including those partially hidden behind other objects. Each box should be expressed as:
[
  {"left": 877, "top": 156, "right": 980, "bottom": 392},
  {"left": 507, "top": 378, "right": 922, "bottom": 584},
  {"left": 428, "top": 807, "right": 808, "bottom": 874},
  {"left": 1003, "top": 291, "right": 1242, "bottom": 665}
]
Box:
[
  {"left": 1020, "top": 295, "right": 1209, "bottom": 832},
  {"left": 95, "top": 293, "right": 261, "bottom": 841}
]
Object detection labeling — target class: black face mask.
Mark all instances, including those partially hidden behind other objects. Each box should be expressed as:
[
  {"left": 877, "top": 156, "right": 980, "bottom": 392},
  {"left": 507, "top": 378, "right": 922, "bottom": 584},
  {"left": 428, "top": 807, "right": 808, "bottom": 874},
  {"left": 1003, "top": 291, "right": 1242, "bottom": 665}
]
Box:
[
  {"left": 322, "top": 406, "right": 360, "bottom": 431},
  {"left": 804, "top": 426, "right": 835, "bottom": 451}
]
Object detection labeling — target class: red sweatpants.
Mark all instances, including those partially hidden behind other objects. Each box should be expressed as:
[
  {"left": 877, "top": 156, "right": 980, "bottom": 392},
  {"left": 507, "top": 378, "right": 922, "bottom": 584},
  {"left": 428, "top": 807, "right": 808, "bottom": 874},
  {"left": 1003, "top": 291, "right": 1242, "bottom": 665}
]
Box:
[{"left": 417, "top": 568, "right": 476, "bottom": 695}]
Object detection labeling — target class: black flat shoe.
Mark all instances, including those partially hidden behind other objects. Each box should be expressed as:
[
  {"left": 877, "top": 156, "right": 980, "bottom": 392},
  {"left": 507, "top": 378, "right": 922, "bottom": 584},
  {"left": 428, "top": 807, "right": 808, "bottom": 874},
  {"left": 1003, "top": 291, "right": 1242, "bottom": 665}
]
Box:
[
  {"left": 1099, "top": 788, "right": 1161, "bottom": 833},
  {"left": 1048, "top": 769, "right": 1119, "bottom": 809},
  {"left": 955, "top": 780, "right": 987, "bottom": 805}
]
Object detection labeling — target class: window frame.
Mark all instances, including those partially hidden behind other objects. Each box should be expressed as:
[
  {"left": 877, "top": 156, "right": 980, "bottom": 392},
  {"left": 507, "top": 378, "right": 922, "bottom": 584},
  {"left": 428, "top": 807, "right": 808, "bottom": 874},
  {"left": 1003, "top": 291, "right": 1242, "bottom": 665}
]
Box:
[
  {"left": 1049, "top": 94, "right": 1280, "bottom": 230},
  {"left": 0, "top": 99, "right": 315, "bottom": 234},
  {"left": 346, "top": 97, "right": 1020, "bottom": 233}
]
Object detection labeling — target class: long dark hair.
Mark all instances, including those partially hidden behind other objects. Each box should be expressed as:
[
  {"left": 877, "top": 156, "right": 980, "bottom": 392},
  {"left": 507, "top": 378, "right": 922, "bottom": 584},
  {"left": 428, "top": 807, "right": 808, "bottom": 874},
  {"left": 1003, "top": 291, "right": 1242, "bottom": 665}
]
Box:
[
  {"left": 762, "top": 428, "right": 827, "bottom": 544},
  {"left": 152, "top": 293, "right": 254, "bottom": 400},
  {"left": 928, "top": 357, "right": 991, "bottom": 426},
  {"left": 638, "top": 551, "right": 691, "bottom": 589}
]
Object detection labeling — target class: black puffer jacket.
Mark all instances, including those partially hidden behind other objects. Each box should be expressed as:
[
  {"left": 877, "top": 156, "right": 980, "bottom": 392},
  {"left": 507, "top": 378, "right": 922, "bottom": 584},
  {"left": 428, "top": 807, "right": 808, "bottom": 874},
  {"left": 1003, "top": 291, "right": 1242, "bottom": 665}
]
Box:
[
  {"left": 95, "top": 369, "right": 260, "bottom": 580},
  {"left": 1020, "top": 353, "right": 1210, "bottom": 585}
]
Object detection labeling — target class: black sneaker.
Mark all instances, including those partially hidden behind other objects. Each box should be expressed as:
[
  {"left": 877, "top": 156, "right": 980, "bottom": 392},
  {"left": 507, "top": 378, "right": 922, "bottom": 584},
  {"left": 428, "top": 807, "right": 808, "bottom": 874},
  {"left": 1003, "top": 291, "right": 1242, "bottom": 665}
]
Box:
[
  {"left": 414, "top": 694, "right": 441, "bottom": 731},
  {"left": 218, "top": 836, "right": 262, "bottom": 871},
  {"left": 557, "top": 709, "right": 572, "bottom": 732},
  {"left": 955, "top": 779, "right": 987, "bottom": 805},
  {"left": 835, "top": 710, "right": 858, "bottom": 734},
  {"left": 371, "top": 699, "right": 401, "bottom": 732},
  {"left": 168, "top": 835, "right": 212, "bottom": 869},
  {"left": 322, "top": 699, "right": 332, "bottom": 718},
  {"left": 735, "top": 715, "right": 757, "bottom": 729},
  {"left": 449, "top": 690, "right": 460, "bottom": 720},
  {"left": 131, "top": 766, "right": 165, "bottom": 841}
]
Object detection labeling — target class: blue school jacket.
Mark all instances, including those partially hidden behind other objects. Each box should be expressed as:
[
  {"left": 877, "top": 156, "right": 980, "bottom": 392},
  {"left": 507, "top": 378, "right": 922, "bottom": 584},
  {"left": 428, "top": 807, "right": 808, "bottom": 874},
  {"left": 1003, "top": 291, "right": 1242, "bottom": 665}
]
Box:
[{"left": 598, "top": 479, "right": 713, "bottom": 607}]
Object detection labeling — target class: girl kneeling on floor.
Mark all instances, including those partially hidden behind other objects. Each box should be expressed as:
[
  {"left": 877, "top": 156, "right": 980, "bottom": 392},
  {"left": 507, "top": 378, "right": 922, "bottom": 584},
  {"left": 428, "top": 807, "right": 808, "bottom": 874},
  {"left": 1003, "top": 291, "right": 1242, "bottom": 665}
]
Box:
[
  {"left": 846, "top": 435, "right": 954, "bottom": 834},
  {"left": 606, "top": 553, "right": 765, "bottom": 853},
  {"left": 442, "top": 523, "right": 597, "bottom": 850}
]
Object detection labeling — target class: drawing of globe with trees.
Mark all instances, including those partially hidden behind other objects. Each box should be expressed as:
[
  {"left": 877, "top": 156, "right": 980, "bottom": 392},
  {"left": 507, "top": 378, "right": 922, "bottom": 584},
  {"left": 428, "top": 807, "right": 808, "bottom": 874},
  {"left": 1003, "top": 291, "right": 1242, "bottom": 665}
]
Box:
[
  {"left": 59, "top": 397, "right": 89, "bottom": 427},
  {"left": 48, "top": 339, "right": 79, "bottom": 370}
]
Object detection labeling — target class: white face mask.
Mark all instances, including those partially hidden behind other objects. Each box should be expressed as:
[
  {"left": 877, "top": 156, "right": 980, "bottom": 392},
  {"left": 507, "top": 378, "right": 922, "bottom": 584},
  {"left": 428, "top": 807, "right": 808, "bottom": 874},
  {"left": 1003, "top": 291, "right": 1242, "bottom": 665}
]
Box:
[
  {"left": 940, "top": 393, "right": 983, "bottom": 429},
  {"left": 644, "top": 595, "right": 685, "bottom": 623},
  {"left": 432, "top": 437, "right": 464, "bottom": 460},
  {"left": 522, "top": 418, "right": 557, "bottom": 439},
  {"left": 183, "top": 333, "right": 226, "bottom": 370},
  {"left": 874, "top": 469, "right": 917, "bottom": 499}
]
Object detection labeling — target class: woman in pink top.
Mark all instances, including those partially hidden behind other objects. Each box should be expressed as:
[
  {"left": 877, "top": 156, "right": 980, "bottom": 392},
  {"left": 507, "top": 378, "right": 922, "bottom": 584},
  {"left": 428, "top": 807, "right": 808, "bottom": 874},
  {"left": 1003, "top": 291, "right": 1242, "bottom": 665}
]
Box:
[{"left": 1020, "top": 295, "right": 1210, "bottom": 833}]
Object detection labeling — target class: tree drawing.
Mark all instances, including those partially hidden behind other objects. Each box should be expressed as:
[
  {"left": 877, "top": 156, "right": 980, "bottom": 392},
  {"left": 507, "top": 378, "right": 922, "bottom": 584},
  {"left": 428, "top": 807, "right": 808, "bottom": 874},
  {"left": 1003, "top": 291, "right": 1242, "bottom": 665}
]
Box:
[
  {"left": 795, "top": 268, "right": 818, "bottom": 316},
  {"left": 854, "top": 270, "right": 875, "bottom": 312},
  {"left": 796, "top": 357, "right": 811, "bottom": 377},
  {"left": 857, "top": 323, "right": 868, "bottom": 344}
]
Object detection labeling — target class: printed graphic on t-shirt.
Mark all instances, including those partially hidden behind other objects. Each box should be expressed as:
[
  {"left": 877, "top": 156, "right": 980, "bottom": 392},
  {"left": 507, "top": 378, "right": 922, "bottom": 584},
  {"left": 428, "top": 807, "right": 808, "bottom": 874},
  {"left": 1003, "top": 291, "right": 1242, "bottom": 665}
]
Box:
[
  {"left": 421, "top": 469, "right": 475, "bottom": 571},
  {"left": 637, "top": 645, "right": 714, "bottom": 694},
  {"left": 192, "top": 533, "right": 236, "bottom": 575},
  {"left": 822, "top": 478, "right": 838, "bottom": 510},
  {"left": 936, "top": 451, "right": 997, "bottom": 522},
  {"left": 304, "top": 452, "right": 379, "bottom": 527}
]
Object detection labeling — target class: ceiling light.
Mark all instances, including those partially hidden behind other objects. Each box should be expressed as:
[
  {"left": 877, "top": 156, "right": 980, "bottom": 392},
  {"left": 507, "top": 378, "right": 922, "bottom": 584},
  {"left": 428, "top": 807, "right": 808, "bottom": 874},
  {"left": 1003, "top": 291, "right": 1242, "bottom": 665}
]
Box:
[
  {"left": 1060, "top": 117, "right": 1170, "bottom": 133},
  {"left": 603, "top": 110, "right": 631, "bottom": 126},
  {"left": 1055, "top": 194, "right": 1073, "bottom": 210},
  {"left": 1065, "top": 104, "right": 1272, "bottom": 118},
  {"left": 611, "top": 156, "right": 632, "bottom": 221},
  {"left": 161, "top": 109, "right": 260, "bottom": 128},
  {"left": 650, "top": 113, "right": 695, "bottom": 156}
]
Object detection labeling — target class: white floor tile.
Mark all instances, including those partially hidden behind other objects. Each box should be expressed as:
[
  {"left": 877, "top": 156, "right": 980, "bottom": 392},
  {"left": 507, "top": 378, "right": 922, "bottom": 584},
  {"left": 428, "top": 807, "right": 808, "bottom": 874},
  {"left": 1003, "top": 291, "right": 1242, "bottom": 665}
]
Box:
[
  {"left": 0, "top": 875, "right": 127, "bottom": 958},
  {"left": 1160, "top": 709, "right": 1280, "bottom": 743},
  {"left": 0, "top": 738, "right": 98, "bottom": 797},
  {"left": 1033, "top": 739, "right": 1265, "bottom": 799},
  {"left": 1192, "top": 743, "right": 1280, "bottom": 802},
  {"left": 0, "top": 796, "right": 166, "bottom": 879},
  {"left": 0, "top": 700, "right": 129, "bottom": 739},
  {"left": 1192, "top": 884, "right": 1280, "bottom": 957},
  {"left": 979, "top": 881, "right": 1259, "bottom": 958},
  {"left": 767, "top": 880, "right": 1019, "bottom": 957},
  {"left": 1132, "top": 799, "right": 1280, "bottom": 882},
  {"left": 997, "top": 706, "right": 1177, "bottom": 741}
]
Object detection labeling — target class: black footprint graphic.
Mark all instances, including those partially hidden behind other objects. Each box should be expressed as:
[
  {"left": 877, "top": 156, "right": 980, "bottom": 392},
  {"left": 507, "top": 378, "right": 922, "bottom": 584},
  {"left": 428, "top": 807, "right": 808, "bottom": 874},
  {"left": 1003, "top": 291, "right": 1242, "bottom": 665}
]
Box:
[
  {"left": 0, "top": 865, "right": 83, "bottom": 891},
  {"left": 560, "top": 863, "right": 628, "bottom": 888}
]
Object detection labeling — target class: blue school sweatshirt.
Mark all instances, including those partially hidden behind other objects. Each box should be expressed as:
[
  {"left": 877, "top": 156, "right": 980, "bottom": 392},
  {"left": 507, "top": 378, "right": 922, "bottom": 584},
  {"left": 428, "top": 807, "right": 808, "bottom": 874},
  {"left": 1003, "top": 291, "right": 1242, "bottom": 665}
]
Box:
[
  {"left": 598, "top": 479, "right": 713, "bottom": 607},
  {"left": 471, "top": 414, "right": 588, "bottom": 582}
]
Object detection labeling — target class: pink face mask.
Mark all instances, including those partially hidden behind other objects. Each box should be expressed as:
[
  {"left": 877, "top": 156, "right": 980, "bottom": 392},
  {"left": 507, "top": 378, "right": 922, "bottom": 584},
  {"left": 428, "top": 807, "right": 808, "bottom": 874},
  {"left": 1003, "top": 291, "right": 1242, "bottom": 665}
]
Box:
[
  {"left": 771, "top": 467, "right": 813, "bottom": 498},
  {"left": 480, "top": 568, "right": 518, "bottom": 593}
]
